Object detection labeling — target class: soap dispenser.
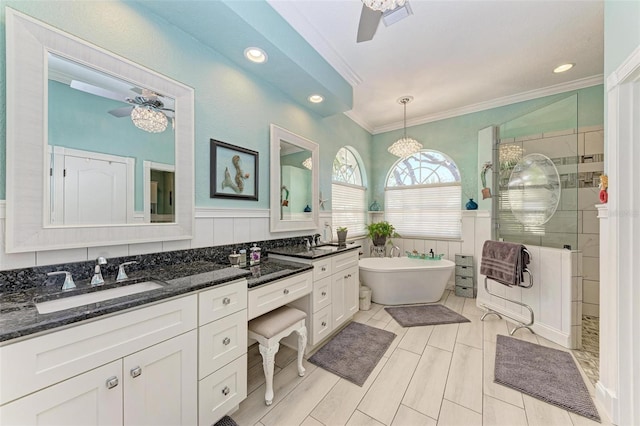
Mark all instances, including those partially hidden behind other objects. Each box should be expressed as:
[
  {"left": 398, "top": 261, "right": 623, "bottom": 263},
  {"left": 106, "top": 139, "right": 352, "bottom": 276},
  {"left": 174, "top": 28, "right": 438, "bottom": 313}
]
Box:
[{"left": 250, "top": 243, "right": 261, "bottom": 265}]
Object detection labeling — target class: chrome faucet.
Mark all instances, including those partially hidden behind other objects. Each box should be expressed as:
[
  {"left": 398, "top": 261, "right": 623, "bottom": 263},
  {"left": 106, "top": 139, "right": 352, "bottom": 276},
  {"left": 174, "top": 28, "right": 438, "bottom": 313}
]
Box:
[
  {"left": 305, "top": 238, "right": 311, "bottom": 250},
  {"left": 47, "top": 271, "right": 76, "bottom": 291},
  {"left": 91, "top": 256, "right": 107, "bottom": 286},
  {"left": 389, "top": 245, "right": 401, "bottom": 258},
  {"left": 116, "top": 261, "right": 137, "bottom": 281},
  {"left": 313, "top": 234, "right": 322, "bottom": 246}
]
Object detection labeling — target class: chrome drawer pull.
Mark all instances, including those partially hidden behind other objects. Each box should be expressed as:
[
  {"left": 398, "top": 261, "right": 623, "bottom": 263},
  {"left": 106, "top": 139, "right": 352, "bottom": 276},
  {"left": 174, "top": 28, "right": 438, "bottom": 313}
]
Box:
[
  {"left": 283, "top": 289, "right": 289, "bottom": 295},
  {"left": 223, "top": 337, "right": 231, "bottom": 345},
  {"left": 222, "top": 386, "right": 231, "bottom": 396},
  {"left": 321, "top": 321, "right": 327, "bottom": 327},
  {"left": 321, "top": 291, "right": 326, "bottom": 296},
  {"left": 222, "top": 297, "right": 231, "bottom": 305},
  {"left": 321, "top": 266, "right": 327, "bottom": 271},
  {"left": 106, "top": 376, "right": 119, "bottom": 389},
  {"left": 130, "top": 367, "right": 142, "bottom": 378}
]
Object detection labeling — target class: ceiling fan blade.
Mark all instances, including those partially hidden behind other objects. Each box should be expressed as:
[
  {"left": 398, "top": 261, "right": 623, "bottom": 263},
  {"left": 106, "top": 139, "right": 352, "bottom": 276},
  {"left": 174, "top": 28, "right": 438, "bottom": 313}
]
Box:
[
  {"left": 108, "top": 106, "right": 134, "bottom": 118},
  {"left": 70, "top": 80, "right": 126, "bottom": 102},
  {"left": 357, "top": 4, "right": 382, "bottom": 43}
]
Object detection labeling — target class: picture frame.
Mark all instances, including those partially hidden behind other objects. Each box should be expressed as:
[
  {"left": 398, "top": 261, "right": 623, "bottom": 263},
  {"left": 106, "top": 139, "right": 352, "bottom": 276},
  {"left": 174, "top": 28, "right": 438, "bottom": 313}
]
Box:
[{"left": 210, "top": 139, "right": 259, "bottom": 200}]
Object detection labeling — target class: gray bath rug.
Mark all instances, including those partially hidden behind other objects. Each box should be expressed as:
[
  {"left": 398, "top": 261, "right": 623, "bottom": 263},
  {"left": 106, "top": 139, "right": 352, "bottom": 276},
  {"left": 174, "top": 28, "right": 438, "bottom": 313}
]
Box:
[
  {"left": 308, "top": 321, "right": 396, "bottom": 386},
  {"left": 213, "top": 415, "right": 238, "bottom": 426},
  {"left": 385, "top": 304, "right": 470, "bottom": 327},
  {"left": 495, "top": 335, "right": 600, "bottom": 422}
]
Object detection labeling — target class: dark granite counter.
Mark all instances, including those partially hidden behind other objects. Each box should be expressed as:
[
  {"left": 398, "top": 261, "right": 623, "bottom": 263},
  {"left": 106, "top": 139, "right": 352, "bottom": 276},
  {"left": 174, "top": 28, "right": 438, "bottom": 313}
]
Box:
[
  {"left": 268, "top": 242, "right": 361, "bottom": 260},
  {"left": 0, "top": 258, "right": 312, "bottom": 343}
]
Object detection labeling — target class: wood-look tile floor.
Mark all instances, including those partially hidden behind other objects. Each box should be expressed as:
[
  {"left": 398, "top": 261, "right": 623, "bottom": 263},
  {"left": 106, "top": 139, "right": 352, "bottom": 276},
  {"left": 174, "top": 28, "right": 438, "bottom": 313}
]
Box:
[{"left": 233, "top": 291, "right": 610, "bottom": 426}]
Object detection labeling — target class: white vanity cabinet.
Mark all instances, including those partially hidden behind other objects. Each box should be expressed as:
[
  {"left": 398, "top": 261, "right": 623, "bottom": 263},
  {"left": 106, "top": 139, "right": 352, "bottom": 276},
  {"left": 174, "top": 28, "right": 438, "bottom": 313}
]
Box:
[
  {"left": 198, "top": 279, "right": 248, "bottom": 426},
  {"left": 273, "top": 250, "right": 360, "bottom": 347},
  {"left": 0, "top": 295, "right": 199, "bottom": 426}
]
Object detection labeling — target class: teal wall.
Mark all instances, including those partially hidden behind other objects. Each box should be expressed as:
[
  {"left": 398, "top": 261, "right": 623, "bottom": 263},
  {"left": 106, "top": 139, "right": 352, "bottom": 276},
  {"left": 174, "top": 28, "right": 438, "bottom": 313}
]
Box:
[
  {"left": 604, "top": 0, "right": 640, "bottom": 77},
  {"left": 370, "top": 85, "right": 604, "bottom": 208},
  {"left": 49, "top": 81, "right": 175, "bottom": 210},
  {"left": 0, "top": 1, "right": 371, "bottom": 208}
]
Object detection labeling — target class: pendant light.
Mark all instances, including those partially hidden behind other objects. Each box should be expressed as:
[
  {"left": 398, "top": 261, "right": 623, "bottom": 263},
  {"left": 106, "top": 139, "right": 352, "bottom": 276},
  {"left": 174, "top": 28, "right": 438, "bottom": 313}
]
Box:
[{"left": 388, "top": 96, "right": 423, "bottom": 157}]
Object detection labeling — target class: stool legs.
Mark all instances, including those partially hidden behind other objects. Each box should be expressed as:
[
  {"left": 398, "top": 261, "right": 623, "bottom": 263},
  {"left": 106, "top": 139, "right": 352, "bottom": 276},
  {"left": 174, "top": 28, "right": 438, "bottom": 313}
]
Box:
[
  {"left": 258, "top": 342, "right": 279, "bottom": 406},
  {"left": 296, "top": 326, "right": 307, "bottom": 377}
]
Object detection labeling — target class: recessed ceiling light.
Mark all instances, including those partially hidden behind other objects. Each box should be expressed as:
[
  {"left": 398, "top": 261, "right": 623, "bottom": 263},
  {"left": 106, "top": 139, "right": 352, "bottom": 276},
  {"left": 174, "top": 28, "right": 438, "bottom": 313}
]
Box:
[
  {"left": 244, "top": 47, "right": 267, "bottom": 64},
  {"left": 553, "top": 63, "right": 575, "bottom": 73},
  {"left": 308, "top": 94, "right": 324, "bottom": 103}
]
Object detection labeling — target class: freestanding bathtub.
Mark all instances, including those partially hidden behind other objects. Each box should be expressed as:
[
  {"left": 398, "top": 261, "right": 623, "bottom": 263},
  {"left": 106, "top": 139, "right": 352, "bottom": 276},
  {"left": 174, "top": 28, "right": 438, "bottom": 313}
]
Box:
[{"left": 359, "top": 257, "right": 455, "bottom": 305}]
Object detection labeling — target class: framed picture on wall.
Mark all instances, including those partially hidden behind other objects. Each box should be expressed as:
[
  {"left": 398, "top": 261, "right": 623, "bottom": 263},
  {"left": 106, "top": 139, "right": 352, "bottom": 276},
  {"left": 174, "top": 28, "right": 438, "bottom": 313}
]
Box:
[{"left": 210, "top": 139, "right": 259, "bottom": 200}]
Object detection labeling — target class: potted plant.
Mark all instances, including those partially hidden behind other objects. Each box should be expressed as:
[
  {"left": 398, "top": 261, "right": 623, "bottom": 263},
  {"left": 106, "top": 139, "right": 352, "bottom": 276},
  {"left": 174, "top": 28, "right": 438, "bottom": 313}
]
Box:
[
  {"left": 336, "top": 226, "right": 348, "bottom": 245},
  {"left": 366, "top": 221, "right": 399, "bottom": 247}
]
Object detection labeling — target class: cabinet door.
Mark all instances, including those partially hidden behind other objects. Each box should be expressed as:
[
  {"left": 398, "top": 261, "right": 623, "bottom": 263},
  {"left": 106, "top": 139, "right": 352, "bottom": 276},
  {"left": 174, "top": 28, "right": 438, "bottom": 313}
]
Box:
[
  {"left": 0, "top": 361, "right": 122, "bottom": 426},
  {"left": 344, "top": 265, "right": 359, "bottom": 318},
  {"left": 331, "top": 272, "right": 347, "bottom": 327},
  {"left": 124, "top": 330, "right": 197, "bottom": 426}
]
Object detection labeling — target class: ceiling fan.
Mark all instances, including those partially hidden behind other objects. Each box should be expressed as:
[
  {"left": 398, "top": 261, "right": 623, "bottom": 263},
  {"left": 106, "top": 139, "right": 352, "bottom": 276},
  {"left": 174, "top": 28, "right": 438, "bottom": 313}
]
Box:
[
  {"left": 357, "top": 0, "right": 412, "bottom": 43},
  {"left": 69, "top": 81, "right": 175, "bottom": 119}
]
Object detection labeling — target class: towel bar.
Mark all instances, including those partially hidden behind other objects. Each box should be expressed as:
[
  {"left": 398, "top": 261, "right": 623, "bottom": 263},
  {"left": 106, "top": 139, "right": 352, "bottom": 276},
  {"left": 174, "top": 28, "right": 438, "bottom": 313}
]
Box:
[{"left": 480, "top": 269, "right": 534, "bottom": 335}]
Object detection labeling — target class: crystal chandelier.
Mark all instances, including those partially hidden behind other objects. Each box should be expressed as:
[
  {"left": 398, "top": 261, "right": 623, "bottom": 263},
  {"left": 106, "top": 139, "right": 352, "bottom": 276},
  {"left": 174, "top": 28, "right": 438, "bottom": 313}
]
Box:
[
  {"left": 131, "top": 106, "right": 168, "bottom": 133},
  {"left": 363, "top": 0, "right": 406, "bottom": 12},
  {"left": 302, "top": 157, "right": 312, "bottom": 170},
  {"left": 388, "top": 96, "right": 423, "bottom": 158},
  {"left": 499, "top": 144, "right": 523, "bottom": 168}
]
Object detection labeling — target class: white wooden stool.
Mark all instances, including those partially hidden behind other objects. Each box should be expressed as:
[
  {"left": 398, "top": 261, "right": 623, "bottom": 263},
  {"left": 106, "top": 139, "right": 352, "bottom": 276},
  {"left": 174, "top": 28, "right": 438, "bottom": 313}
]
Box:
[{"left": 248, "top": 306, "right": 307, "bottom": 405}]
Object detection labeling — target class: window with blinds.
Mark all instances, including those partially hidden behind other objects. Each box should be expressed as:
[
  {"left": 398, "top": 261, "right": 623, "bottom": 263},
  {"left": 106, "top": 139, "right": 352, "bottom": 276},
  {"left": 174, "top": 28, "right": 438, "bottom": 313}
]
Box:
[
  {"left": 332, "top": 147, "right": 367, "bottom": 237},
  {"left": 385, "top": 150, "right": 462, "bottom": 239}
]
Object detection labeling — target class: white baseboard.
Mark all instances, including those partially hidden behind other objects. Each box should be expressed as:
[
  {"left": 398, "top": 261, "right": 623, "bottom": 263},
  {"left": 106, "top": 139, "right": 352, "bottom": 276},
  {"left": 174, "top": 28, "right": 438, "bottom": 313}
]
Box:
[{"left": 596, "top": 381, "right": 618, "bottom": 424}]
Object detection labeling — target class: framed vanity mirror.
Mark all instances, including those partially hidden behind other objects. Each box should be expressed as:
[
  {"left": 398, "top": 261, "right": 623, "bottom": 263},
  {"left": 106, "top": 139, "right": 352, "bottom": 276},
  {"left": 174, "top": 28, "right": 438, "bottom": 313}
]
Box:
[
  {"left": 5, "top": 9, "right": 194, "bottom": 252},
  {"left": 269, "top": 124, "right": 319, "bottom": 233}
]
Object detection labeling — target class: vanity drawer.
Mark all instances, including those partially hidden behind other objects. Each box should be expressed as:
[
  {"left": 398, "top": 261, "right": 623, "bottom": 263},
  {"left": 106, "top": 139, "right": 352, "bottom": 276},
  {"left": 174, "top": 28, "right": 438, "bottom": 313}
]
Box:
[
  {"left": 311, "top": 305, "right": 333, "bottom": 345},
  {"left": 313, "top": 276, "right": 332, "bottom": 312},
  {"left": 248, "top": 272, "right": 313, "bottom": 320},
  {"left": 455, "top": 265, "right": 474, "bottom": 278},
  {"left": 313, "top": 258, "right": 333, "bottom": 281},
  {"left": 198, "top": 353, "right": 247, "bottom": 426},
  {"left": 332, "top": 251, "right": 358, "bottom": 274},
  {"left": 199, "top": 310, "right": 248, "bottom": 379},
  {"left": 199, "top": 279, "right": 248, "bottom": 325}
]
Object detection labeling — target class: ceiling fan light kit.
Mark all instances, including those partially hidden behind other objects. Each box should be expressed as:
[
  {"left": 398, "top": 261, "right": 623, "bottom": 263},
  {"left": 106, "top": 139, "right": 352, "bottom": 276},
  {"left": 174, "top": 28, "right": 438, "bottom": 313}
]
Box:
[
  {"left": 388, "top": 96, "right": 423, "bottom": 158},
  {"left": 131, "top": 106, "right": 168, "bottom": 133}
]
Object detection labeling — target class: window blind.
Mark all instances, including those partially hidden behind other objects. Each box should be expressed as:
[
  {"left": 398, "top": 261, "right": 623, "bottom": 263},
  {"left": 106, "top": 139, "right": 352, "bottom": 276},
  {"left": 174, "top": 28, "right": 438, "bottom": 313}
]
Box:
[
  {"left": 331, "top": 183, "right": 367, "bottom": 237},
  {"left": 385, "top": 184, "right": 462, "bottom": 239}
]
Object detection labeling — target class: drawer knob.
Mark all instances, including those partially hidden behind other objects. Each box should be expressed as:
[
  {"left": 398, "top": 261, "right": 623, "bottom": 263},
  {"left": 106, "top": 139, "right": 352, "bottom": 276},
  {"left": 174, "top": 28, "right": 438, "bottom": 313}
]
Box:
[
  {"left": 222, "top": 386, "right": 231, "bottom": 396},
  {"left": 222, "top": 297, "right": 231, "bottom": 305},
  {"left": 344, "top": 275, "right": 348, "bottom": 279},
  {"left": 321, "top": 266, "right": 327, "bottom": 271},
  {"left": 283, "top": 289, "right": 289, "bottom": 295},
  {"left": 223, "top": 337, "right": 231, "bottom": 346},
  {"left": 321, "top": 321, "right": 327, "bottom": 327},
  {"left": 130, "top": 367, "right": 142, "bottom": 378},
  {"left": 321, "top": 291, "right": 326, "bottom": 296},
  {"left": 106, "top": 376, "right": 119, "bottom": 389}
]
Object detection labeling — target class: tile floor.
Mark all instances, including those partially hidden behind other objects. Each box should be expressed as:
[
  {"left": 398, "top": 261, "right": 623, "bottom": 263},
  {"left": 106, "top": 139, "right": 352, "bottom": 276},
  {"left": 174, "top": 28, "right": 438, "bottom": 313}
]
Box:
[{"left": 233, "top": 291, "right": 609, "bottom": 426}]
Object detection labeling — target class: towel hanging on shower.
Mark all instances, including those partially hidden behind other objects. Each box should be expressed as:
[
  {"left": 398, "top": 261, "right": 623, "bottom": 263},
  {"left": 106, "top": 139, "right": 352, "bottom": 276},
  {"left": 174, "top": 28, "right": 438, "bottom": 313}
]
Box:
[{"left": 480, "top": 240, "right": 530, "bottom": 287}]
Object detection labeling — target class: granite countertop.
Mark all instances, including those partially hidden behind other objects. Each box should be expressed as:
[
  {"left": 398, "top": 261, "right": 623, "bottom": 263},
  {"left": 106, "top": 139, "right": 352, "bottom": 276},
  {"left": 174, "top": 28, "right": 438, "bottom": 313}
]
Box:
[
  {"left": 0, "top": 258, "right": 312, "bottom": 343},
  {"left": 268, "top": 242, "right": 361, "bottom": 259}
]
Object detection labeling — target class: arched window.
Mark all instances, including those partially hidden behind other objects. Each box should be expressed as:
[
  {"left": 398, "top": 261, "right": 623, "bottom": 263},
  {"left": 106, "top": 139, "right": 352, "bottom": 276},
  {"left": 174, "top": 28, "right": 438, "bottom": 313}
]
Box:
[
  {"left": 332, "top": 147, "right": 367, "bottom": 237},
  {"left": 385, "top": 150, "right": 462, "bottom": 239}
]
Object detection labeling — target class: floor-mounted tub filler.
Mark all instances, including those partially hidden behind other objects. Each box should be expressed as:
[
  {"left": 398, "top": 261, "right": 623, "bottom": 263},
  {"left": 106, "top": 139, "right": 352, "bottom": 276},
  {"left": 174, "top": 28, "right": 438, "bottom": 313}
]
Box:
[{"left": 359, "top": 257, "right": 455, "bottom": 305}]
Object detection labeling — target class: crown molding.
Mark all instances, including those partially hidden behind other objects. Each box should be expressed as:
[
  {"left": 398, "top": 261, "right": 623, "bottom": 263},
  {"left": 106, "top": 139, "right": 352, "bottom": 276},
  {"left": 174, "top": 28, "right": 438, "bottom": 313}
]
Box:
[
  {"left": 370, "top": 75, "right": 604, "bottom": 135},
  {"left": 343, "top": 110, "right": 374, "bottom": 134}
]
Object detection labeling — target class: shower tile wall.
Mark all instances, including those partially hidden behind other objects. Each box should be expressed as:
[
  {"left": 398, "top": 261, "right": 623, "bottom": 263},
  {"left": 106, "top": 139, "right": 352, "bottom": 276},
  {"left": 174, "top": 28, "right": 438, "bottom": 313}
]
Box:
[{"left": 501, "top": 126, "right": 603, "bottom": 317}]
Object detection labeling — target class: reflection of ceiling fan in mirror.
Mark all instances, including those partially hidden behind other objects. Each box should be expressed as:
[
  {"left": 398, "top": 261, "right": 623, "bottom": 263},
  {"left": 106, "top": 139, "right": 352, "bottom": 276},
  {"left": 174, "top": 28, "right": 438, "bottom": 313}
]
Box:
[
  {"left": 70, "top": 81, "right": 174, "bottom": 133},
  {"left": 357, "top": 0, "right": 412, "bottom": 43}
]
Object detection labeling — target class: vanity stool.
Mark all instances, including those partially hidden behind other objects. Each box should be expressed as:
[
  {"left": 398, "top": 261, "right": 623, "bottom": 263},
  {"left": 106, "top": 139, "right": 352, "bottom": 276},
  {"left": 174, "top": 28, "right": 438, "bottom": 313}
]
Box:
[{"left": 248, "top": 306, "right": 307, "bottom": 405}]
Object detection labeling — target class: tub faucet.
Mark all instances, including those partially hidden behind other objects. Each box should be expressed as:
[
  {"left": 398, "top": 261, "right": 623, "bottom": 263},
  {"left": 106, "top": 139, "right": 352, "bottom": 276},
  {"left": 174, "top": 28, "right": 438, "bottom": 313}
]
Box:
[
  {"left": 91, "top": 256, "right": 107, "bottom": 286},
  {"left": 47, "top": 271, "right": 76, "bottom": 291},
  {"left": 389, "top": 245, "right": 401, "bottom": 258}
]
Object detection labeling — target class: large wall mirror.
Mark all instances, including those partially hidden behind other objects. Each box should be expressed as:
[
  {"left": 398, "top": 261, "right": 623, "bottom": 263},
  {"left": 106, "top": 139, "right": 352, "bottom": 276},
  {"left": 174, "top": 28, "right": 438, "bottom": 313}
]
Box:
[
  {"left": 270, "top": 124, "right": 319, "bottom": 233},
  {"left": 5, "top": 9, "right": 194, "bottom": 252}
]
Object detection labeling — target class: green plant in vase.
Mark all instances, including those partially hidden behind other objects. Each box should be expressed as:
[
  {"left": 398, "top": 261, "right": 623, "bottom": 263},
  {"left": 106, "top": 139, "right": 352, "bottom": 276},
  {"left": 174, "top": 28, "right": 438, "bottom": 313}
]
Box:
[
  {"left": 365, "top": 221, "right": 400, "bottom": 247},
  {"left": 336, "top": 226, "right": 348, "bottom": 245}
]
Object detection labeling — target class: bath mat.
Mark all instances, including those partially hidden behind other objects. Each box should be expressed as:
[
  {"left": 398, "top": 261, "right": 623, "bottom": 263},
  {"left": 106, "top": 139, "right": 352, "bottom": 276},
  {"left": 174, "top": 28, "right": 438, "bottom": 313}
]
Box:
[
  {"left": 308, "top": 321, "right": 395, "bottom": 386},
  {"left": 385, "top": 304, "right": 470, "bottom": 327},
  {"left": 495, "top": 335, "right": 600, "bottom": 422},
  {"left": 213, "top": 415, "right": 238, "bottom": 426}
]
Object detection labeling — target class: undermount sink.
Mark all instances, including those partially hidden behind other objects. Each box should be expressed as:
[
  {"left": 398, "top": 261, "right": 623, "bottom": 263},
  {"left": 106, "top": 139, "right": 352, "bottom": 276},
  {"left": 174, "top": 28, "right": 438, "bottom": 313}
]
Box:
[{"left": 35, "top": 280, "right": 165, "bottom": 314}]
